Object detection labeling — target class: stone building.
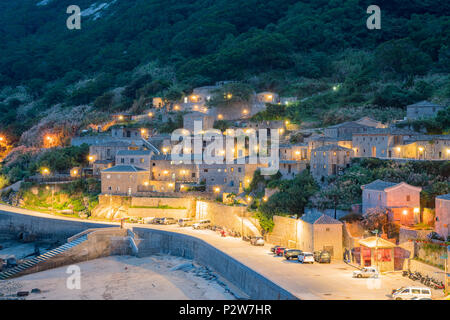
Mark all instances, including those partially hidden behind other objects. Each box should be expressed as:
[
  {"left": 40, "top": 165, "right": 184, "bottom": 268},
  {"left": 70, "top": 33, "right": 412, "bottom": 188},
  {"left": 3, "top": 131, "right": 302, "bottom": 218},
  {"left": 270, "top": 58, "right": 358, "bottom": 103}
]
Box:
[
  {"left": 361, "top": 180, "right": 422, "bottom": 225},
  {"left": 324, "top": 121, "right": 371, "bottom": 140},
  {"left": 307, "top": 136, "right": 353, "bottom": 158},
  {"left": 352, "top": 128, "right": 419, "bottom": 158},
  {"left": 89, "top": 141, "right": 136, "bottom": 162},
  {"left": 435, "top": 194, "right": 450, "bottom": 240},
  {"left": 115, "top": 150, "right": 153, "bottom": 170},
  {"left": 150, "top": 154, "right": 199, "bottom": 183},
  {"left": 355, "top": 117, "right": 387, "bottom": 129},
  {"left": 310, "top": 144, "right": 353, "bottom": 182},
  {"left": 395, "top": 135, "right": 450, "bottom": 160},
  {"left": 92, "top": 160, "right": 114, "bottom": 176},
  {"left": 101, "top": 165, "right": 149, "bottom": 196},
  {"left": 256, "top": 92, "right": 279, "bottom": 104},
  {"left": 111, "top": 127, "right": 146, "bottom": 140},
  {"left": 299, "top": 212, "right": 343, "bottom": 260},
  {"left": 406, "top": 101, "right": 446, "bottom": 120},
  {"left": 278, "top": 143, "right": 308, "bottom": 179},
  {"left": 183, "top": 111, "right": 215, "bottom": 133}
]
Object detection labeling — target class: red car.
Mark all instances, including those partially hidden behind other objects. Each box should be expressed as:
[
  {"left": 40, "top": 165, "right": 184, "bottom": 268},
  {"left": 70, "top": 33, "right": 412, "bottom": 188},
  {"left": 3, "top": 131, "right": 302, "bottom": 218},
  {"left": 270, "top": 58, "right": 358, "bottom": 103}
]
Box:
[{"left": 275, "top": 247, "right": 286, "bottom": 256}]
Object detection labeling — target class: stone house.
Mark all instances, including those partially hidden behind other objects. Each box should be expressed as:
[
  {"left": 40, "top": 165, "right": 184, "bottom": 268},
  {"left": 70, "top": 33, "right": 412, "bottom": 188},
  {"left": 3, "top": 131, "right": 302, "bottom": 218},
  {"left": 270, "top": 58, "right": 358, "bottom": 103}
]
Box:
[
  {"left": 152, "top": 97, "right": 164, "bottom": 108},
  {"left": 435, "top": 194, "right": 450, "bottom": 240},
  {"left": 256, "top": 92, "right": 279, "bottom": 104},
  {"left": 361, "top": 180, "right": 422, "bottom": 225},
  {"left": 278, "top": 143, "right": 308, "bottom": 179},
  {"left": 89, "top": 141, "right": 136, "bottom": 162},
  {"left": 299, "top": 212, "right": 343, "bottom": 260},
  {"left": 307, "top": 136, "right": 353, "bottom": 159},
  {"left": 115, "top": 150, "right": 153, "bottom": 170},
  {"left": 396, "top": 135, "right": 450, "bottom": 160},
  {"left": 101, "top": 165, "right": 149, "bottom": 196},
  {"left": 324, "top": 121, "right": 371, "bottom": 140},
  {"left": 93, "top": 160, "right": 114, "bottom": 176},
  {"left": 310, "top": 144, "right": 353, "bottom": 182},
  {"left": 268, "top": 213, "right": 343, "bottom": 260},
  {"left": 111, "top": 127, "right": 146, "bottom": 140},
  {"left": 357, "top": 236, "right": 396, "bottom": 272},
  {"left": 352, "top": 128, "right": 419, "bottom": 158},
  {"left": 406, "top": 101, "right": 446, "bottom": 120},
  {"left": 355, "top": 117, "right": 387, "bottom": 129},
  {"left": 183, "top": 111, "right": 215, "bottom": 133},
  {"left": 150, "top": 154, "right": 199, "bottom": 183}
]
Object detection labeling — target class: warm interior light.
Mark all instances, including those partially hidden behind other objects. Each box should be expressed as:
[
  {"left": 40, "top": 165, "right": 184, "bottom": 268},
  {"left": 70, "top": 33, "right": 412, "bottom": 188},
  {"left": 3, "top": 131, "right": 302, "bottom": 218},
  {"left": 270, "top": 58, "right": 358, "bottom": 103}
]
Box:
[
  {"left": 163, "top": 170, "right": 169, "bottom": 175},
  {"left": 144, "top": 181, "right": 149, "bottom": 186},
  {"left": 168, "top": 183, "right": 174, "bottom": 187},
  {"left": 418, "top": 147, "right": 424, "bottom": 152},
  {"left": 402, "top": 210, "right": 408, "bottom": 215},
  {"left": 396, "top": 147, "right": 401, "bottom": 152},
  {"left": 413, "top": 208, "right": 420, "bottom": 214}
]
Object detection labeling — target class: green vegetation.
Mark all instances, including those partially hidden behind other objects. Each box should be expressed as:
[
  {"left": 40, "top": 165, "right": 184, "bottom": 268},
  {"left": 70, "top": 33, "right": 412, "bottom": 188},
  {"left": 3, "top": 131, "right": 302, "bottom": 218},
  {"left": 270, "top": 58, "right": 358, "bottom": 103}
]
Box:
[
  {"left": 0, "top": 0, "right": 448, "bottom": 143},
  {"left": 1, "top": 145, "right": 89, "bottom": 183},
  {"left": 19, "top": 178, "right": 100, "bottom": 217},
  {"left": 312, "top": 158, "right": 450, "bottom": 210}
]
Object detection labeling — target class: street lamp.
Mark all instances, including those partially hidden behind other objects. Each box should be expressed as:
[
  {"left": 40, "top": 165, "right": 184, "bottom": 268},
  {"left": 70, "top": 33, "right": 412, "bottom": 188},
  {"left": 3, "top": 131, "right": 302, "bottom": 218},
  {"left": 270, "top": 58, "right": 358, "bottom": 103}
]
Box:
[{"left": 41, "top": 168, "right": 54, "bottom": 213}]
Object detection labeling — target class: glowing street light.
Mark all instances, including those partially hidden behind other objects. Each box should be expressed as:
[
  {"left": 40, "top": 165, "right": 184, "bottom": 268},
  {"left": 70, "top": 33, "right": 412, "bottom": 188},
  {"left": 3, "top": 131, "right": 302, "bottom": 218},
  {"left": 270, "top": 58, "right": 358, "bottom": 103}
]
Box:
[
  {"left": 242, "top": 109, "right": 248, "bottom": 115},
  {"left": 148, "top": 112, "right": 153, "bottom": 117},
  {"left": 214, "top": 187, "right": 221, "bottom": 193},
  {"left": 217, "top": 114, "right": 223, "bottom": 120},
  {"left": 263, "top": 196, "right": 268, "bottom": 202},
  {"left": 402, "top": 210, "right": 408, "bottom": 216},
  {"left": 41, "top": 167, "right": 50, "bottom": 176},
  {"left": 88, "top": 155, "right": 95, "bottom": 162}
]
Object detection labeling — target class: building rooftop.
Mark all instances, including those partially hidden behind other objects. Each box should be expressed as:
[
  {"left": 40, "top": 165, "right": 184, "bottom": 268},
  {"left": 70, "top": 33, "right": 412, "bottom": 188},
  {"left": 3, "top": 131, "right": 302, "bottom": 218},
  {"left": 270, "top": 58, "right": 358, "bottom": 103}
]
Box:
[
  {"left": 312, "top": 144, "right": 352, "bottom": 152},
  {"left": 116, "top": 150, "right": 152, "bottom": 156},
  {"left": 301, "top": 212, "right": 342, "bottom": 225},
  {"left": 353, "top": 128, "right": 419, "bottom": 136},
  {"left": 359, "top": 236, "right": 396, "bottom": 249},
  {"left": 436, "top": 194, "right": 450, "bottom": 201},
  {"left": 361, "top": 179, "right": 398, "bottom": 191},
  {"left": 407, "top": 100, "right": 445, "bottom": 108},
  {"left": 327, "top": 121, "right": 370, "bottom": 129},
  {"left": 102, "top": 165, "right": 148, "bottom": 173}
]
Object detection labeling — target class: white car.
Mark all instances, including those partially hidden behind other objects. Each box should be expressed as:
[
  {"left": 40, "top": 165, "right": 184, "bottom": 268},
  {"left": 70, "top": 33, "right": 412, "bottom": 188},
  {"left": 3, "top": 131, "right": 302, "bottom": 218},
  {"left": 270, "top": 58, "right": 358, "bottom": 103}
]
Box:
[
  {"left": 250, "top": 236, "right": 265, "bottom": 246},
  {"left": 353, "top": 267, "right": 379, "bottom": 278},
  {"left": 193, "top": 219, "right": 211, "bottom": 229},
  {"left": 392, "top": 287, "right": 432, "bottom": 300},
  {"left": 298, "top": 252, "right": 314, "bottom": 264}
]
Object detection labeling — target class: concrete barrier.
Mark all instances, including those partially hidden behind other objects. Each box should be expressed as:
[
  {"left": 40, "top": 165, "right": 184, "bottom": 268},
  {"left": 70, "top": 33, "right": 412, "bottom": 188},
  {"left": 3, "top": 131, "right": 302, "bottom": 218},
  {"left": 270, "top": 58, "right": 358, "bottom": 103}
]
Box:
[
  {"left": 133, "top": 227, "right": 297, "bottom": 300},
  {"left": 0, "top": 205, "right": 115, "bottom": 241}
]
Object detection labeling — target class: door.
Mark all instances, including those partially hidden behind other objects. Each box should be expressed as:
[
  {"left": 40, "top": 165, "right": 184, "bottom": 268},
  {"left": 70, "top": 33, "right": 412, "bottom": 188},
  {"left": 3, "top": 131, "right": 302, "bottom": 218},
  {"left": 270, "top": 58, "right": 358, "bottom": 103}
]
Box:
[{"left": 371, "top": 146, "right": 376, "bottom": 157}]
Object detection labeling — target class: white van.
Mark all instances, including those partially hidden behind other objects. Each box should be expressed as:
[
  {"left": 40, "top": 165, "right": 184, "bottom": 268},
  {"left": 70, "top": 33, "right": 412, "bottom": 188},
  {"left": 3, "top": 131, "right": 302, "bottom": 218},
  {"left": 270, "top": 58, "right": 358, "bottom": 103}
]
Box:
[
  {"left": 178, "top": 218, "right": 195, "bottom": 227},
  {"left": 392, "top": 287, "right": 432, "bottom": 300},
  {"left": 193, "top": 219, "right": 211, "bottom": 229}
]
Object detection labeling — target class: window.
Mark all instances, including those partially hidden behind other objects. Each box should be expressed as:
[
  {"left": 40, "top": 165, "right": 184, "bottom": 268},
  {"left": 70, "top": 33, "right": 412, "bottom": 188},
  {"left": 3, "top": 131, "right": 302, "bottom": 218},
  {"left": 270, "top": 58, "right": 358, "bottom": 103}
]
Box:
[
  {"left": 204, "top": 169, "right": 208, "bottom": 173},
  {"left": 238, "top": 167, "right": 242, "bottom": 173},
  {"left": 412, "top": 289, "right": 420, "bottom": 294},
  {"left": 140, "top": 158, "right": 145, "bottom": 163},
  {"left": 107, "top": 175, "right": 111, "bottom": 179},
  {"left": 326, "top": 228, "right": 330, "bottom": 232},
  {"left": 121, "top": 158, "right": 124, "bottom": 164},
  {"left": 230, "top": 167, "right": 234, "bottom": 172},
  {"left": 406, "top": 195, "right": 410, "bottom": 201},
  {"left": 108, "top": 186, "right": 112, "bottom": 191},
  {"left": 192, "top": 173, "right": 196, "bottom": 178},
  {"left": 130, "top": 158, "right": 134, "bottom": 164}
]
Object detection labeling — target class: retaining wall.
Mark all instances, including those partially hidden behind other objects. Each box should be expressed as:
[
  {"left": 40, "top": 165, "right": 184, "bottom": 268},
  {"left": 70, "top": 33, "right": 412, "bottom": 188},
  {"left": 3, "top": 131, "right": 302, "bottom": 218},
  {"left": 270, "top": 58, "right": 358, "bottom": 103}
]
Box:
[
  {"left": 0, "top": 205, "right": 114, "bottom": 241},
  {"left": 132, "top": 227, "right": 297, "bottom": 300}
]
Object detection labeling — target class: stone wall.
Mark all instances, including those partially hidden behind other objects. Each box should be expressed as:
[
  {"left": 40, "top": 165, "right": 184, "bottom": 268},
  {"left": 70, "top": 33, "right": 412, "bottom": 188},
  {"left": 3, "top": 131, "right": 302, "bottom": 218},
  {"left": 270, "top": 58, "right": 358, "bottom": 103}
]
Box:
[
  {"left": 408, "top": 259, "right": 445, "bottom": 283},
  {"left": 0, "top": 205, "right": 114, "bottom": 241},
  {"left": 132, "top": 227, "right": 297, "bottom": 300},
  {"left": 128, "top": 208, "right": 188, "bottom": 219}
]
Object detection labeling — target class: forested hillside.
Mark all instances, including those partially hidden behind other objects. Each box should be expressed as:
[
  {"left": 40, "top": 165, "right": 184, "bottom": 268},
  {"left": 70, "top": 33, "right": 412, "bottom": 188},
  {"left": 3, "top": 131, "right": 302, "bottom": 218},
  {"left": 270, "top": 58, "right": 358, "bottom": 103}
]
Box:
[{"left": 0, "top": 0, "right": 449, "bottom": 142}]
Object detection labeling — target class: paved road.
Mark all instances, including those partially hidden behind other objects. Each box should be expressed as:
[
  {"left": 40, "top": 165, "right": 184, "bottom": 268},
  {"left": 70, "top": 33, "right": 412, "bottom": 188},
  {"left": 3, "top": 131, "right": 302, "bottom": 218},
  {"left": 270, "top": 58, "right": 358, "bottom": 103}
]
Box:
[{"left": 0, "top": 205, "right": 444, "bottom": 300}]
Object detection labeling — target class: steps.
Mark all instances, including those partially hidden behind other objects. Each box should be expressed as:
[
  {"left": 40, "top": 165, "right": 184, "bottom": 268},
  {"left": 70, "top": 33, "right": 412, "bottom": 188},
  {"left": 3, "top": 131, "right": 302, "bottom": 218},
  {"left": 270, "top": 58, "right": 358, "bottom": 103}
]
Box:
[{"left": 0, "top": 235, "right": 88, "bottom": 281}]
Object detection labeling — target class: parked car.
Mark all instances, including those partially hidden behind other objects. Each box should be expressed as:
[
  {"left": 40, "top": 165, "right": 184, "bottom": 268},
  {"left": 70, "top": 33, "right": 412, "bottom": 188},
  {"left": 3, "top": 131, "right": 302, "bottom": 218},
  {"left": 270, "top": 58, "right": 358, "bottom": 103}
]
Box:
[
  {"left": 392, "top": 287, "right": 432, "bottom": 300},
  {"left": 142, "top": 217, "right": 156, "bottom": 224},
  {"left": 275, "top": 247, "right": 286, "bottom": 256},
  {"left": 161, "top": 217, "right": 177, "bottom": 225},
  {"left": 271, "top": 245, "right": 281, "bottom": 253},
  {"left": 193, "top": 219, "right": 211, "bottom": 229},
  {"left": 152, "top": 217, "right": 164, "bottom": 224},
  {"left": 178, "top": 218, "right": 195, "bottom": 227},
  {"left": 284, "top": 249, "right": 303, "bottom": 260},
  {"left": 353, "top": 267, "right": 379, "bottom": 278},
  {"left": 298, "top": 252, "right": 314, "bottom": 264},
  {"left": 250, "top": 236, "right": 265, "bottom": 246},
  {"left": 314, "top": 251, "right": 331, "bottom": 263}
]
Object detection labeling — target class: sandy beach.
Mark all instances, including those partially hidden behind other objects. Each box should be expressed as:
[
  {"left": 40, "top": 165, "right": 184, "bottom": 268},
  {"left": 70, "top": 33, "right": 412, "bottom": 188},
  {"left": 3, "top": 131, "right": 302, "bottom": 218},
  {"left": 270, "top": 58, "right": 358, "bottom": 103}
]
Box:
[{"left": 0, "top": 255, "right": 236, "bottom": 300}]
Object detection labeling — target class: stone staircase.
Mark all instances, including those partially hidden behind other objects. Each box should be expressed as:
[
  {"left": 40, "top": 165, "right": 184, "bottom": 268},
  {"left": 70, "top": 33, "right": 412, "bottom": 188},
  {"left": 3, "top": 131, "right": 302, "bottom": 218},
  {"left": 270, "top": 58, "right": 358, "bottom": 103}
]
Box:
[{"left": 0, "top": 235, "right": 88, "bottom": 281}]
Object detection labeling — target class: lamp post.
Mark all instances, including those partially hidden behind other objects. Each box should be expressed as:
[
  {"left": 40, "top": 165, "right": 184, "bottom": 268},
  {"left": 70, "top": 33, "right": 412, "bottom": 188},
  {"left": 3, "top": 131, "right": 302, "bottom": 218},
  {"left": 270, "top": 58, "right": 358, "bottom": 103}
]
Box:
[{"left": 41, "top": 167, "right": 54, "bottom": 213}]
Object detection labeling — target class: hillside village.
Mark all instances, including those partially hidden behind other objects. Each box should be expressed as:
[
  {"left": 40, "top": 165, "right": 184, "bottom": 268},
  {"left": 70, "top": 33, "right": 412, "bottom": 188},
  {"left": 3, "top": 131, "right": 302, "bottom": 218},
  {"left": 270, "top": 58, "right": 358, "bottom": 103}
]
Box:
[{"left": 0, "top": 80, "right": 449, "bottom": 293}]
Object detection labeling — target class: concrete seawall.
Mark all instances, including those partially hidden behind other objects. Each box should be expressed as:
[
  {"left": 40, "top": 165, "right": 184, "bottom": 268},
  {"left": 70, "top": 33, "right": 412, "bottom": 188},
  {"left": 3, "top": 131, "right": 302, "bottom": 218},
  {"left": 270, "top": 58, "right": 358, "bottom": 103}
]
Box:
[
  {"left": 133, "top": 227, "right": 297, "bottom": 300},
  {"left": 0, "top": 206, "right": 297, "bottom": 300},
  {"left": 0, "top": 205, "right": 115, "bottom": 241}
]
